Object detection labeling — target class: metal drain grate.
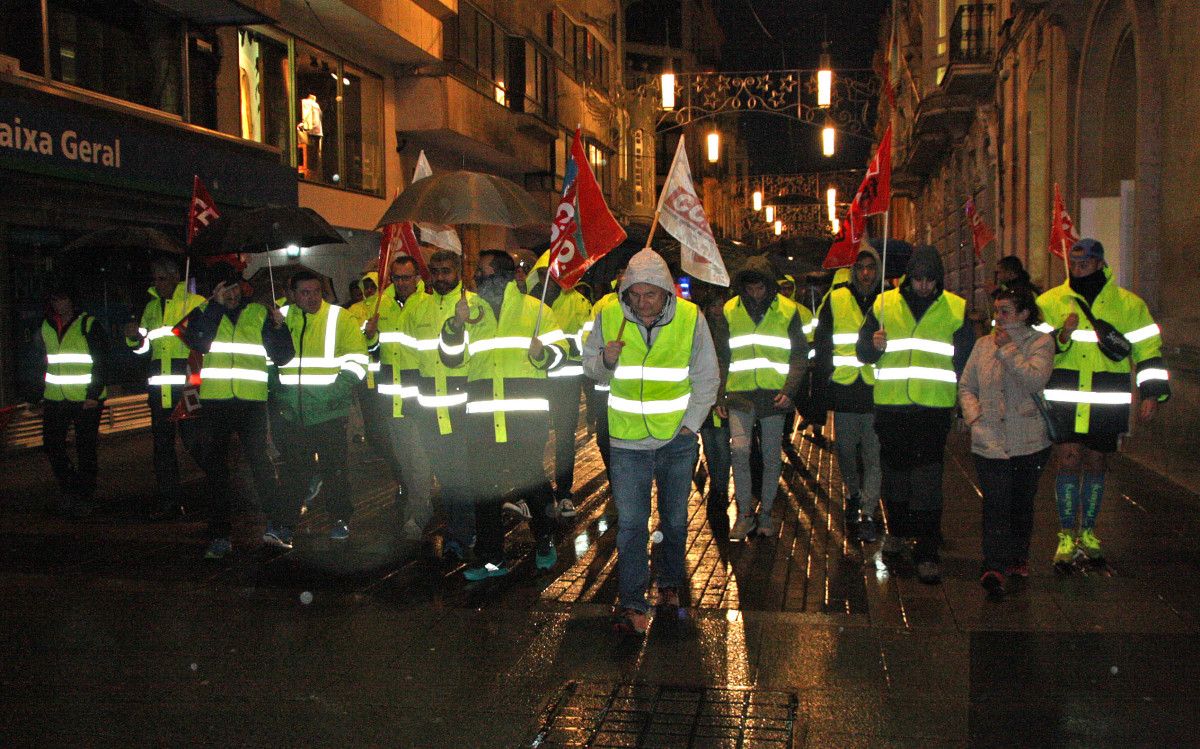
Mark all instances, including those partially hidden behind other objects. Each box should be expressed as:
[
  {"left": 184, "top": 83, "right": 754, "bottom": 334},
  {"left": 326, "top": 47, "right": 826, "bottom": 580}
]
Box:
[{"left": 531, "top": 681, "right": 798, "bottom": 748}]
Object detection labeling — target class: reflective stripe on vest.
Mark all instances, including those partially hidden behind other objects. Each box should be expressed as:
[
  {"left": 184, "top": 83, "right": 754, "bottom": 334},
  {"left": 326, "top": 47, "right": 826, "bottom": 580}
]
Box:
[
  {"left": 199, "top": 304, "right": 271, "bottom": 401},
  {"left": 872, "top": 289, "right": 964, "bottom": 407},
  {"left": 724, "top": 295, "right": 795, "bottom": 392},
  {"left": 604, "top": 299, "right": 697, "bottom": 440},
  {"left": 43, "top": 316, "right": 106, "bottom": 402},
  {"left": 278, "top": 304, "right": 365, "bottom": 385},
  {"left": 829, "top": 288, "right": 875, "bottom": 385}
]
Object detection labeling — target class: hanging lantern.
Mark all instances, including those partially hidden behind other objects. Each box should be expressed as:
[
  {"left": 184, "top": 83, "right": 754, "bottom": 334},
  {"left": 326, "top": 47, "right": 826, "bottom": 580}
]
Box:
[
  {"left": 765, "top": 205, "right": 775, "bottom": 223},
  {"left": 774, "top": 220, "right": 783, "bottom": 236},
  {"left": 817, "top": 47, "right": 833, "bottom": 108},
  {"left": 826, "top": 187, "right": 837, "bottom": 222},
  {"left": 752, "top": 190, "right": 763, "bottom": 212},
  {"left": 660, "top": 72, "right": 675, "bottom": 110},
  {"left": 822, "top": 119, "right": 836, "bottom": 157},
  {"left": 707, "top": 131, "right": 720, "bottom": 163}
]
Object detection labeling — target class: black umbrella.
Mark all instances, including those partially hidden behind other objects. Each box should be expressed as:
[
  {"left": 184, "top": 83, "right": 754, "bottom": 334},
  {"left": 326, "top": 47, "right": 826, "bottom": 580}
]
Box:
[
  {"left": 189, "top": 206, "right": 345, "bottom": 257},
  {"left": 62, "top": 226, "right": 185, "bottom": 255},
  {"left": 190, "top": 206, "right": 345, "bottom": 300},
  {"left": 374, "top": 171, "right": 547, "bottom": 229}
]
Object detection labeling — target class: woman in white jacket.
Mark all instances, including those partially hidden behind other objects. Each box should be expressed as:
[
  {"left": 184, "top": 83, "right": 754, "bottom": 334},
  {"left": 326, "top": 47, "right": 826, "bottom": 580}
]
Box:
[{"left": 959, "top": 286, "right": 1055, "bottom": 597}]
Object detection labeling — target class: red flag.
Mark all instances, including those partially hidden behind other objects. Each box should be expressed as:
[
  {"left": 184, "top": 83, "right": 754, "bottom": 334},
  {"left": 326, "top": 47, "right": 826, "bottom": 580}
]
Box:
[
  {"left": 548, "top": 129, "right": 627, "bottom": 289},
  {"left": 965, "top": 198, "right": 996, "bottom": 258},
  {"left": 822, "top": 198, "right": 866, "bottom": 269},
  {"left": 855, "top": 125, "right": 892, "bottom": 216},
  {"left": 188, "top": 176, "right": 246, "bottom": 272},
  {"left": 1048, "top": 183, "right": 1079, "bottom": 259}
]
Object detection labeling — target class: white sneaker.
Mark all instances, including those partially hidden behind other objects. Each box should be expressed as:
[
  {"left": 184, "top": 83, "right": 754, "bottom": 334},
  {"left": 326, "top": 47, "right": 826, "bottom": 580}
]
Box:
[
  {"left": 501, "top": 499, "right": 532, "bottom": 520},
  {"left": 730, "top": 515, "right": 756, "bottom": 541}
]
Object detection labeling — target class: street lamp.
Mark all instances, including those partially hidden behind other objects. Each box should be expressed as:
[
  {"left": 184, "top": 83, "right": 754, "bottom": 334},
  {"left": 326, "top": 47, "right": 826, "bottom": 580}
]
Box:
[
  {"left": 752, "top": 189, "right": 763, "bottom": 212},
  {"left": 817, "top": 44, "right": 833, "bottom": 108},
  {"left": 660, "top": 72, "right": 676, "bottom": 110},
  {"left": 286, "top": 244, "right": 301, "bottom": 258},
  {"left": 707, "top": 131, "right": 720, "bottom": 163},
  {"left": 826, "top": 186, "right": 837, "bottom": 222},
  {"left": 774, "top": 220, "right": 783, "bottom": 236},
  {"left": 822, "top": 117, "right": 836, "bottom": 157},
  {"left": 831, "top": 217, "right": 840, "bottom": 234},
  {"left": 765, "top": 205, "right": 775, "bottom": 224}
]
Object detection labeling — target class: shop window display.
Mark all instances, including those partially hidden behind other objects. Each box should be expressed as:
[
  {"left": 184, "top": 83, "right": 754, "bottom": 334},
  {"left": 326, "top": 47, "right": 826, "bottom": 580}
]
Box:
[
  {"left": 237, "top": 29, "right": 292, "bottom": 166},
  {"left": 295, "top": 43, "right": 339, "bottom": 185},
  {"left": 341, "top": 64, "right": 382, "bottom": 193}
]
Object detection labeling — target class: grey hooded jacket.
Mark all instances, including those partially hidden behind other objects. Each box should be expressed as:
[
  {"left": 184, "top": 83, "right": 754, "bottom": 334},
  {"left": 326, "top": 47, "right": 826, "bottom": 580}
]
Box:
[{"left": 582, "top": 248, "right": 720, "bottom": 450}]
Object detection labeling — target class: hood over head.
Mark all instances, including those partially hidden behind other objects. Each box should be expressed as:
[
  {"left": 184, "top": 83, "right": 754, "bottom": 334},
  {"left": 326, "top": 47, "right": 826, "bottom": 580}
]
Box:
[
  {"left": 732, "top": 255, "right": 779, "bottom": 298},
  {"left": 619, "top": 248, "right": 676, "bottom": 296},
  {"left": 905, "top": 245, "right": 944, "bottom": 285},
  {"left": 856, "top": 244, "right": 881, "bottom": 268}
]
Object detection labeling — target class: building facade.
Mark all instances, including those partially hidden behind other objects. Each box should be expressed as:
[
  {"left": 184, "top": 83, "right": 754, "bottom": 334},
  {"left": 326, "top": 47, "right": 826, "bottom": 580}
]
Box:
[{"left": 886, "top": 0, "right": 1200, "bottom": 488}]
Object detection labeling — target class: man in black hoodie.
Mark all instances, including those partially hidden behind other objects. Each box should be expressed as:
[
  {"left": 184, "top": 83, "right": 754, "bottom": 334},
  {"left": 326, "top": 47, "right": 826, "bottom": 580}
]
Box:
[
  {"left": 857, "top": 246, "right": 974, "bottom": 583},
  {"left": 814, "top": 246, "right": 883, "bottom": 542}
]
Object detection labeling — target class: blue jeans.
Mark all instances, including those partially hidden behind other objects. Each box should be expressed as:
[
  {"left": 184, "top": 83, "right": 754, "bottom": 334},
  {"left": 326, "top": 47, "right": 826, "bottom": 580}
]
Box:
[{"left": 611, "top": 431, "right": 699, "bottom": 613}]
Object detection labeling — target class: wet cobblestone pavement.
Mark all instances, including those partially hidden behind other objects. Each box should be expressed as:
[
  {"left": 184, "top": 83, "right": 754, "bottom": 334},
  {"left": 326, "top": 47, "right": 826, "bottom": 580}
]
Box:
[{"left": 2, "top": 419, "right": 1199, "bottom": 746}]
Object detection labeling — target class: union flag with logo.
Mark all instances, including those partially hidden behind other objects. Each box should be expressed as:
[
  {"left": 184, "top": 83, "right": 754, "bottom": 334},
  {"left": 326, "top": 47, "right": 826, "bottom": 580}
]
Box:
[{"left": 547, "top": 129, "right": 626, "bottom": 289}]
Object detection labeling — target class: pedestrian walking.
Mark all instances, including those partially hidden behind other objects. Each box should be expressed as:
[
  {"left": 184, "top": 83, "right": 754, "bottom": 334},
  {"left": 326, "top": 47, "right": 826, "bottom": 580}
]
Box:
[
  {"left": 371, "top": 255, "right": 435, "bottom": 541},
  {"left": 582, "top": 248, "right": 719, "bottom": 634},
  {"left": 696, "top": 286, "right": 731, "bottom": 535},
  {"left": 440, "top": 249, "right": 569, "bottom": 580},
  {"left": 1035, "top": 239, "right": 1170, "bottom": 566},
  {"left": 266, "top": 270, "right": 368, "bottom": 548},
  {"left": 406, "top": 250, "right": 478, "bottom": 561},
  {"left": 813, "top": 246, "right": 883, "bottom": 543},
  {"left": 179, "top": 264, "right": 294, "bottom": 559},
  {"left": 959, "top": 286, "right": 1054, "bottom": 596},
  {"left": 37, "top": 285, "right": 109, "bottom": 518},
  {"left": 580, "top": 265, "right": 627, "bottom": 482},
  {"left": 716, "top": 257, "right": 808, "bottom": 541},
  {"left": 857, "top": 245, "right": 975, "bottom": 584},
  {"left": 123, "top": 257, "right": 205, "bottom": 517}
]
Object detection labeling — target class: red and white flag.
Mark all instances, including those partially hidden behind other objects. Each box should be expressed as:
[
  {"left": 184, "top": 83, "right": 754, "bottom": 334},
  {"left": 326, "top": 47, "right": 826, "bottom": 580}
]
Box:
[
  {"left": 547, "top": 129, "right": 626, "bottom": 289},
  {"left": 412, "top": 151, "right": 462, "bottom": 255},
  {"left": 1048, "top": 183, "right": 1079, "bottom": 259},
  {"left": 854, "top": 125, "right": 892, "bottom": 217},
  {"left": 823, "top": 197, "right": 866, "bottom": 269},
  {"left": 657, "top": 136, "right": 729, "bottom": 286},
  {"left": 965, "top": 198, "right": 996, "bottom": 258},
  {"left": 187, "top": 175, "right": 220, "bottom": 246}
]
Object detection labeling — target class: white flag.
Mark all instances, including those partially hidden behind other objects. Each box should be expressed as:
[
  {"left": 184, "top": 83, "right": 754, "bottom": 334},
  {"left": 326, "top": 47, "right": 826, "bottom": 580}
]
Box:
[
  {"left": 413, "top": 151, "right": 462, "bottom": 254},
  {"left": 656, "top": 136, "right": 729, "bottom": 286}
]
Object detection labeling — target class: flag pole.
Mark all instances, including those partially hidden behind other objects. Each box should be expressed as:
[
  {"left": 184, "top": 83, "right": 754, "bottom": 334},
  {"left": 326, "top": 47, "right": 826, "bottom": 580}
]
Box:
[
  {"left": 267, "top": 253, "right": 277, "bottom": 303},
  {"left": 644, "top": 210, "right": 661, "bottom": 250},
  {"left": 532, "top": 266, "right": 552, "bottom": 339},
  {"left": 880, "top": 209, "right": 890, "bottom": 296}
]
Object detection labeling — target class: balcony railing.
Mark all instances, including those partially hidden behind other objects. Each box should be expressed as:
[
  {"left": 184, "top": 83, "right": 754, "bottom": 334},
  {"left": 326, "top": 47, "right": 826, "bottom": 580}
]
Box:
[{"left": 949, "top": 3, "right": 995, "bottom": 66}]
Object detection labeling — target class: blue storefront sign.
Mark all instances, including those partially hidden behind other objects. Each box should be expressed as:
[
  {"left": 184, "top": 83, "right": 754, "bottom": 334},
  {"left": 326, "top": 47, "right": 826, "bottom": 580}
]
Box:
[{"left": 0, "top": 81, "right": 296, "bottom": 207}]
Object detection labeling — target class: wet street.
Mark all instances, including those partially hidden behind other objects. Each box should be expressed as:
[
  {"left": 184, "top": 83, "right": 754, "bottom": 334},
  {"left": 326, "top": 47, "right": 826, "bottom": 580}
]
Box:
[{"left": 2, "top": 422, "right": 1199, "bottom": 746}]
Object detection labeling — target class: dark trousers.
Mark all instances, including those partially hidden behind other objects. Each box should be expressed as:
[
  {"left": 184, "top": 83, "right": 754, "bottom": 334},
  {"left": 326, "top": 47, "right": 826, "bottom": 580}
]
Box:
[
  {"left": 549, "top": 375, "right": 583, "bottom": 499},
  {"left": 588, "top": 386, "right": 611, "bottom": 477},
  {"left": 975, "top": 448, "right": 1050, "bottom": 572},
  {"left": 417, "top": 408, "right": 475, "bottom": 546},
  {"left": 470, "top": 417, "right": 554, "bottom": 564},
  {"left": 876, "top": 408, "right": 952, "bottom": 563},
  {"left": 43, "top": 400, "right": 102, "bottom": 500},
  {"left": 275, "top": 417, "right": 352, "bottom": 527},
  {"left": 149, "top": 394, "right": 201, "bottom": 499},
  {"left": 198, "top": 400, "right": 278, "bottom": 538},
  {"left": 355, "top": 383, "right": 403, "bottom": 484}
]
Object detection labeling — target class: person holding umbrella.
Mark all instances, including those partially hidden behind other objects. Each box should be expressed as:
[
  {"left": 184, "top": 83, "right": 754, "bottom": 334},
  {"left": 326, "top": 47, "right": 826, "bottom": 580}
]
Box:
[
  {"left": 122, "top": 256, "right": 205, "bottom": 518},
  {"left": 179, "top": 263, "right": 294, "bottom": 559}
]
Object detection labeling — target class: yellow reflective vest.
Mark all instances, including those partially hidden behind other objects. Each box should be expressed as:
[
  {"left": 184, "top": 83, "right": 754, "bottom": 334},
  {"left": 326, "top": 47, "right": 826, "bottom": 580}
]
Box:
[
  {"left": 603, "top": 298, "right": 698, "bottom": 440},
  {"left": 43, "top": 315, "right": 106, "bottom": 402},
  {"left": 724, "top": 294, "right": 798, "bottom": 392},
  {"left": 275, "top": 301, "right": 368, "bottom": 425},
  {"left": 1035, "top": 267, "right": 1169, "bottom": 434},
  {"left": 828, "top": 287, "right": 875, "bottom": 386},
  {"left": 549, "top": 287, "right": 593, "bottom": 379},
  {"left": 375, "top": 283, "right": 428, "bottom": 418},
  {"left": 127, "top": 282, "right": 204, "bottom": 407},
  {"left": 408, "top": 282, "right": 475, "bottom": 435},
  {"left": 584, "top": 291, "right": 620, "bottom": 394},
  {"left": 443, "top": 281, "right": 568, "bottom": 443},
  {"left": 197, "top": 303, "right": 271, "bottom": 402},
  {"left": 872, "top": 288, "right": 965, "bottom": 408}
]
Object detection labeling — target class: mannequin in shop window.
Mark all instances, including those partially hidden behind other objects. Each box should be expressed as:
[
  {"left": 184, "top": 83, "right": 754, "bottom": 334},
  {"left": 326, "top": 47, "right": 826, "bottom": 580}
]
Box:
[{"left": 298, "top": 93, "right": 323, "bottom": 178}]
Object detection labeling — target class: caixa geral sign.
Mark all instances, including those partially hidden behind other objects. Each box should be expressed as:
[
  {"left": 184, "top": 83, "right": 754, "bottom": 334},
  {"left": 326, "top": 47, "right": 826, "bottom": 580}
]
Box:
[
  {"left": 0, "top": 81, "right": 297, "bottom": 207},
  {"left": 0, "top": 115, "right": 122, "bottom": 167}
]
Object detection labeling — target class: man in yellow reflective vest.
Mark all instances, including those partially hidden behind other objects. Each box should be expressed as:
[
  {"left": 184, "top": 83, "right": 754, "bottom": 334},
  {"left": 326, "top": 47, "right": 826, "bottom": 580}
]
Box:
[
  {"left": 1035, "top": 239, "right": 1170, "bottom": 565},
  {"left": 37, "top": 285, "right": 109, "bottom": 518},
  {"left": 581, "top": 264, "right": 628, "bottom": 480},
  {"left": 368, "top": 254, "right": 434, "bottom": 541},
  {"left": 583, "top": 249, "right": 719, "bottom": 634},
  {"left": 857, "top": 246, "right": 975, "bottom": 584},
  {"left": 348, "top": 271, "right": 400, "bottom": 476},
  {"left": 440, "top": 249, "right": 569, "bottom": 580},
  {"left": 123, "top": 257, "right": 204, "bottom": 517},
  {"left": 180, "top": 263, "right": 293, "bottom": 559},
  {"left": 406, "top": 250, "right": 478, "bottom": 560},
  {"left": 813, "top": 246, "right": 883, "bottom": 543},
  {"left": 267, "top": 270, "right": 369, "bottom": 548},
  {"left": 715, "top": 257, "right": 808, "bottom": 541},
  {"left": 544, "top": 278, "right": 593, "bottom": 518}
]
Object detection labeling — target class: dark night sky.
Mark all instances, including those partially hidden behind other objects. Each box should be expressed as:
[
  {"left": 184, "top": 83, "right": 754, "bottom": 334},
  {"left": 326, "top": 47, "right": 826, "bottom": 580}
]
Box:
[{"left": 714, "top": 0, "right": 890, "bottom": 175}]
